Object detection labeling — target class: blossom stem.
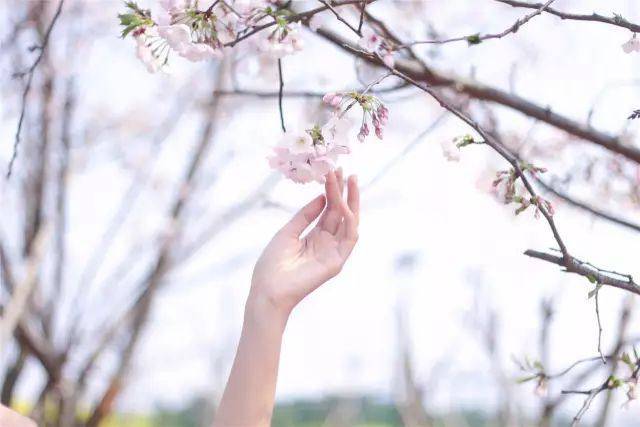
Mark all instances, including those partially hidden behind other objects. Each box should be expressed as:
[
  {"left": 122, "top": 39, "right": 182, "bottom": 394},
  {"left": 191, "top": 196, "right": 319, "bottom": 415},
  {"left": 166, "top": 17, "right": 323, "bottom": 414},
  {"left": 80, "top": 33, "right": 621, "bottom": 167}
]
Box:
[{"left": 277, "top": 58, "right": 286, "bottom": 132}]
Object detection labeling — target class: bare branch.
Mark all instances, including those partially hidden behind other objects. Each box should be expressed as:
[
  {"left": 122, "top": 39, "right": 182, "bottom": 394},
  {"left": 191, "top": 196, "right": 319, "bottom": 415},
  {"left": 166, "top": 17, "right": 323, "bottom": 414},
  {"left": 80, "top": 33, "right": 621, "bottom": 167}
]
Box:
[
  {"left": 277, "top": 58, "right": 286, "bottom": 132},
  {"left": 534, "top": 178, "right": 640, "bottom": 233},
  {"left": 6, "top": 0, "right": 65, "bottom": 178},
  {"left": 524, "top": 250, "right": 640, "bottom": 296},
  {"left": 495, "top": 0, "right": 640, "bottom": 33},
  {"left": 399, "top": 0, "right": 557, "bottom": 47}
]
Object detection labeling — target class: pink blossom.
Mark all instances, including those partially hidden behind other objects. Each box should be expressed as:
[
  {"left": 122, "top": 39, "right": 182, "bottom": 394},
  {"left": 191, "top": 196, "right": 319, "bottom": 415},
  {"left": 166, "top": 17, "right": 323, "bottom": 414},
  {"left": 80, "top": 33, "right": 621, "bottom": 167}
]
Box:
[
  {"left": 159, "top": 0, "right": 186, "bottom": 14},
  {"left": 322, "top": 92, "right": 343, "bottom": 108},
  {"left": 134, "top": 34, "right": 162, "bottom": 73},
  {"left": 358, "top": 27, "right": 382, "bottom": 52},
  {"left": 375, "top": 126, "right": 383, "bottom": 139},
  {"left": 256, "top": 23, "right": 304, "bottom": 59},
  {"left": 158, "top": 24, "right": 191, "bottom": 52},
  {"left": 357, "top": 123, "right": 369, "bottom": 142},
  {"left": 382, "top": 52, "right": 395, "bottom": 68},
  {"left": 269, "top": 117, "right": 353, "bottom": 184},
  {"left": 180, "top": 43, "right": 222, "bottom": 61},
  {"left": 622, "top": 36, "right": 640, "bottom": 53},
  {"left": 440, "top": 139, "right": 460, "bottom": 162}
]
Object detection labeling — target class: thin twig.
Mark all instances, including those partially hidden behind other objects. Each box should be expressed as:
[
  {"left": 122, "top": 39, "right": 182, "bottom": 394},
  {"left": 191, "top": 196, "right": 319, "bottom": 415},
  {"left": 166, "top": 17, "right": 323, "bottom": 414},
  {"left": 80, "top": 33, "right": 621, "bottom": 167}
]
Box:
[
  {"left": 534, "top": 177, "right": 640, "bottom": 234},
  {"left": 357, "top": 1, "right": 366, "bottom": 33},
  {"left": 277, "top": 58, "right": 286, "bottom": 132},
  {"left": 319, "top": 0, "right": 360, "bottom": 35},
  {"left": 398, "top": 0, "right": 556, "bottom": 48},
  {"left": 562, "top": 378, "right": 612, "bottom": 427},
  {"left": 594, "top": 288, "right": 606, "bottom": 363},
  {"left": 495, "top": 0, "right": 640, "bottom": 33},
  {"left": 224, "top": 0, "right": 371, "bottom": 48},
  {"left": 6, "top": 0, "right": 65, "bottom": 179}
]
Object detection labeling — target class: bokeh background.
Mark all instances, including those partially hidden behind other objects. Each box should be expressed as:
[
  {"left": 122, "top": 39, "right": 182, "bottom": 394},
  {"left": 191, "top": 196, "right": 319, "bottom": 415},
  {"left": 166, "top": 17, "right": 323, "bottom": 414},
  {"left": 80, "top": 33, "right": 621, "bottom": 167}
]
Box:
[{"left": 1, "top": 0, "right": 640, "bottom": 426}]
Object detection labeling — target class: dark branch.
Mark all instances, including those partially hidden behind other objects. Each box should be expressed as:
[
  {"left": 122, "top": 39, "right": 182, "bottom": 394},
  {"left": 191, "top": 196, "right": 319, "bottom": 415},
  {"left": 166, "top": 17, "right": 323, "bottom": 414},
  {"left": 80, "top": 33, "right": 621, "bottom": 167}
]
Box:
[
  {"left": 524, "top": 250, "right": 640, "bottom": 296},
  {"left": 277, "top": 58, "right": 286, "bottom": 132},
  {"left": 314, "top": 27, "right": 640, "bottom": 165},
  {"left": 399, "top": 0, "right": 556, "bottom": 47},
  {"left": 495, "top": 0, "right": 640, "bottom": 33},
  {"left": 6, "top": 0, "right": 65, "bottom": 179}
]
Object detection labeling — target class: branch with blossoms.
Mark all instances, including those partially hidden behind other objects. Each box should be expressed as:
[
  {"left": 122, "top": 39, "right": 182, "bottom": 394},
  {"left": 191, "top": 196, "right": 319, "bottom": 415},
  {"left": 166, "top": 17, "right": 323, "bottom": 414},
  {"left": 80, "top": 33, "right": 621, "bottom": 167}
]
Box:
[
  {"left": 115, "top": 0, "right": 640, "bottom": 297},
  {"left": 514, "top": 298, "right": 638, "bottom": 426}
]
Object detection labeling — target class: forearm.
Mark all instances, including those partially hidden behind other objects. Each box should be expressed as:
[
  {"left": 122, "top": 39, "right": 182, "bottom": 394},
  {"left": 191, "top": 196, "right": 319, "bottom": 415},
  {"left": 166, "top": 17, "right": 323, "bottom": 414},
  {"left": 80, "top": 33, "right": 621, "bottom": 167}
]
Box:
[{"left": 213, "top": 293, "right": 289, "bottom": 427}]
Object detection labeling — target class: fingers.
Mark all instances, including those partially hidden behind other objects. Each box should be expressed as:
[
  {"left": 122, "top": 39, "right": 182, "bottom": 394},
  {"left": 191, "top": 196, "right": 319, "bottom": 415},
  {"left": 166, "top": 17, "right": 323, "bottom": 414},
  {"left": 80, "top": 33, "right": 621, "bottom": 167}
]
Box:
[
  {"left": 346, "top": 175, "right": 359, "bottom": 225},
  {"left": 336, "top": 167, "right": 344, "bottom": 197},
  {"left": 278, "top": 194, "right": 326, "bottom": 238},
  {"left": 318, "top": 170, "right": 343, "bottom": 234},
  {"left": 338, "top": 175, "right": 359, "bottom": 258}
]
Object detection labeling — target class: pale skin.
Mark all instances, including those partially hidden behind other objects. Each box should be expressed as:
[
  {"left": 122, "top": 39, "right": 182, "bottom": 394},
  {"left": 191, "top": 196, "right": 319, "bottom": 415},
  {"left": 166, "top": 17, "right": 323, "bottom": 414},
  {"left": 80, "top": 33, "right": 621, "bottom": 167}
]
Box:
[
  {"left": 213, "top": 169, "right": 360, "bottom": 427},
  {"left": 0, "top": 404, "right": 36, "bottom": 427}
]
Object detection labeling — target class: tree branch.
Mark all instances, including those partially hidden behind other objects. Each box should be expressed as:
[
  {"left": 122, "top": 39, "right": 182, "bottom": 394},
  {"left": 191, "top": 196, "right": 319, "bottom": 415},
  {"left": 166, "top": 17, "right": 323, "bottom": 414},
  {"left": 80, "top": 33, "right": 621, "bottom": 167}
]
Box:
[
  {"left": 314, "top": 27, "right": 640, "bottom": 164},
  {"left": 6, "top": 0, "right": 65, "bottom": 179},
  {"left": 524, "top": 250, "right": 640, "bottom": 296},
  {"left": 495, "top": 0, "right": 640, "bottom": 33},
  {"left": 399, "top": 0, "right": 556, "bottom": 47}
]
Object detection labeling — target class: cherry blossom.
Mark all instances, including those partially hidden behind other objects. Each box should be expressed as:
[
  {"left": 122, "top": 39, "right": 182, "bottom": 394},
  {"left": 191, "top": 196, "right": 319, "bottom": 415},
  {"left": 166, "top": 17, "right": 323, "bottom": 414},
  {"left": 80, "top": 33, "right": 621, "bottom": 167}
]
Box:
[
  {"left": 358, "top": 26, "right": 396, "bottom": 68},
  {"left": 121, "top": 0, "right": 305, "bottom": 71},
  {"left": 322, "top": 91, "right": 389, "bottom": 142},
  {"left": 358, "top": 27, "right": 382, "bottom": 52},
  {"left": 254, "top": 22, "right": 304, "bottom": 59},
  {"left": 440, "top": 139, "right": 461, "bottom": 162},
  {"left": 157, "top": 24, "right": 190, "bottom": 52},
  {"left": 133, "top": 30, "right": 164, "bottom": 73},
  {"left": 622, "top": 35, "right": 640, "bottom": 53},
  {"left": 268, "top": 118, "right": 352, "bottom": 184}
]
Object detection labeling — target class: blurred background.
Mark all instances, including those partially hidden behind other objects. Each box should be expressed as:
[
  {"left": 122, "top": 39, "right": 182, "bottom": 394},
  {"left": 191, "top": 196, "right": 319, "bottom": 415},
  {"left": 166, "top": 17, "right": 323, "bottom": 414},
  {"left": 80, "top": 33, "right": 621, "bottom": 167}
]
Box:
[{"left": 1, "top": 0, "right": 640, "bottom": 426}]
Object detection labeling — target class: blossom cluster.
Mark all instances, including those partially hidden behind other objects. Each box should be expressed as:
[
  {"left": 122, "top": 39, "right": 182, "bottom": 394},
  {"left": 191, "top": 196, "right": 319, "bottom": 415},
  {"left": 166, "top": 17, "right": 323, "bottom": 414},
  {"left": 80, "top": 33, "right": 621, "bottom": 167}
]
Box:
[
  {"left": 492, "top": 163, "right": 554, "bottom": 217},
  {"left": 622, "top": 34, "right": 640, "bottom": 53},
  {"left": 358, "top": 27, "right": 395, "bottom": 68},
  {"left": 322, "top": 91, "right": 389, "bottom": 141},
  {"left": 268, "top": 92, "right": 389, "bottom": 184},
  {"left": 268, "top": 117, "right": 351, "bottom": 184},
  {"left": 119, "top": 0, "right": 304, "bottom": 72}
]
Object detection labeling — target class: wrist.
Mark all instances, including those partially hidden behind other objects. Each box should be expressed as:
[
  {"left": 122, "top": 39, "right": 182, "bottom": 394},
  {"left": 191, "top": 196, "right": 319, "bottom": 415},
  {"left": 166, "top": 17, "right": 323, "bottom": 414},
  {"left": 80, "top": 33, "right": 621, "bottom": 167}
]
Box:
[{"left": 245, "top": 289, "right": 291, "bottom": 329}]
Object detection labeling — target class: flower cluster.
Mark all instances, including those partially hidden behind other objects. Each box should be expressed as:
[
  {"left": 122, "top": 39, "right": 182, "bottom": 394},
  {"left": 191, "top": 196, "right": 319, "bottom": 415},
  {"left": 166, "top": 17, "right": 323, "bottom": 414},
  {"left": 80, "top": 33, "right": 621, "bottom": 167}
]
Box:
[
  {"left": 492, "top": 163, "right": 553, "bottom": 217},
  {"left": 622, "top": 34, "right": 640, "bottom": 53},
  {"left": 621, "top": 351, "right": 639, "bottom": 408},
  {"left": 252, "top": 18, "right": 304, "bottom": 58},
  {"left": 322, "top": 91, "right": 389, "bottom": 141},
  {"left": 268, "top": 117, "right": 351, "bottom": 184},
  {"left": 358, "top": 27, "right": 395, "bottom": 68},
  {"left": 118, "top": 0, "right": 303, "bottom": 72}
]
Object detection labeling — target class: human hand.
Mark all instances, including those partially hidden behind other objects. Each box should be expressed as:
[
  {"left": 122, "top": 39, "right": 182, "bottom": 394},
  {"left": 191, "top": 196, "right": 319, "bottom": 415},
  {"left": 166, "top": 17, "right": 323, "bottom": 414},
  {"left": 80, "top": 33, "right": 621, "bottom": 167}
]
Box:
[
  {"left": 250, "top": 169, "right": 359, "bottom": 316},
  {"left": 0, "top": 404, "right": 36, "bottom": 427}
]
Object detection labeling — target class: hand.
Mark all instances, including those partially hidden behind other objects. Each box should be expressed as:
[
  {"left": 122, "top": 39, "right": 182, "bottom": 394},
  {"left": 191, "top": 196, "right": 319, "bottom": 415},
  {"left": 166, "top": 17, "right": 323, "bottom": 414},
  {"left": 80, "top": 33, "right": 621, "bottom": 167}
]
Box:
[
  {"left": 250, "top": 169, "right": 360, "bottom": 315},
  {"left": 0, "top": 404, "right": 36, "bottom": 427}
]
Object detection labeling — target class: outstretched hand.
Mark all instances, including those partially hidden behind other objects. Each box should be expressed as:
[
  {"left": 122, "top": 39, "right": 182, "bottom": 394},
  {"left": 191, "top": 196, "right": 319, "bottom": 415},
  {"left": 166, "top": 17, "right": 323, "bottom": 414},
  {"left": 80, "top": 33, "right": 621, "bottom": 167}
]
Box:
[{"left": 251, "top": 169, "right": 360, "bottom": 315}]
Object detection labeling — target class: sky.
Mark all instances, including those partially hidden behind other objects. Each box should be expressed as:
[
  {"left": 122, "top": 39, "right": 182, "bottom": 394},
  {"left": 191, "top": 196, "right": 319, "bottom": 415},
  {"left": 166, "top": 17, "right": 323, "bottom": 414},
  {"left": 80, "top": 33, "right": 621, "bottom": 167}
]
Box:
[{"left": 1, "top": 0, "right": 640, "bottom": 424}]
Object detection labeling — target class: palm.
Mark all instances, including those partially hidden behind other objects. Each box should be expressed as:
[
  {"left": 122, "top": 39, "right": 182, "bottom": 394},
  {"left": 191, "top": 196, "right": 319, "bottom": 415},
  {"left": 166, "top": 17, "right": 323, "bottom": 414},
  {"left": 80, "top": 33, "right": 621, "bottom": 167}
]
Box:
[{"left": 251, "top": 170, "right": 359, "bottom": 312}]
